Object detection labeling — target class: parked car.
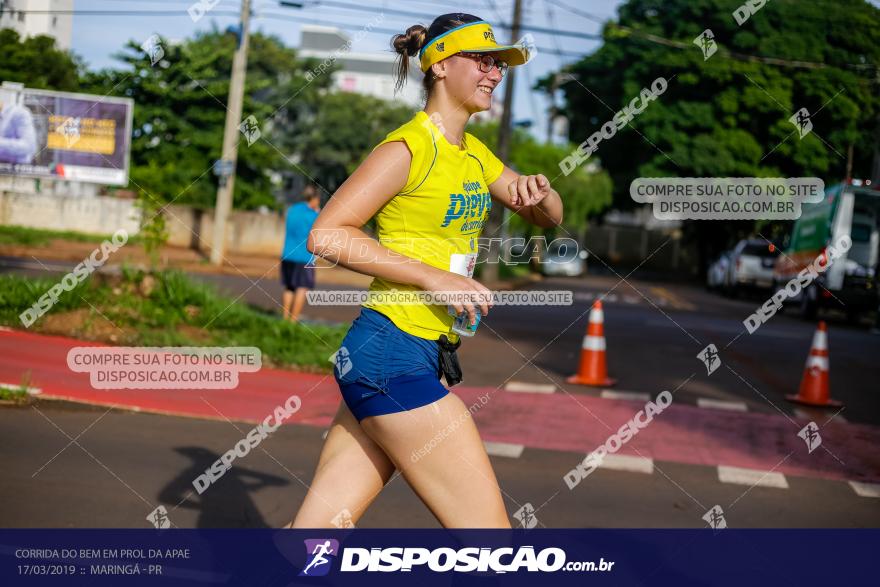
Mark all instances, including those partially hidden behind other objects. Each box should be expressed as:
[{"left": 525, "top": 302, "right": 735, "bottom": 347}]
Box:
[
  {"left": 707, "top": 252, "right": 731, "bottom": 290},
  {"left": 506, "top": 237, "right": 588, "bottom": 277},
  {"left": 541, "top": 238, "right": 588, "bottom": 277},
  {"left": 725, "top": 238, "right": 780, "bottom": 296},
  {"left": 774, "top": 181, "right": 879, "bottom": 321}
]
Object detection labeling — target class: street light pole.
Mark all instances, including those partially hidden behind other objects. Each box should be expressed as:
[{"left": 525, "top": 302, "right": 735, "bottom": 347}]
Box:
[
  {"left": 496, "top": 0, "right": 521, "bottom": 164},
  {"left": 210, "top": 0, "right": 252, "bottom": 266},
  {"left": 483, "top": 0, "right": 522, "bottom": 282}
]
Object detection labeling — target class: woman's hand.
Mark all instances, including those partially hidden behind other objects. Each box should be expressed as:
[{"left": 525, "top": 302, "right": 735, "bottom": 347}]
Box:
[
  {"left": 418, "top": 268, "right": 493, "bottom": 326},
  {"left": 489, "top": 167, "right": 564, "bottom": 228},
  {"left": 508, "top": 173, "right": 552, "bottom": 208}
]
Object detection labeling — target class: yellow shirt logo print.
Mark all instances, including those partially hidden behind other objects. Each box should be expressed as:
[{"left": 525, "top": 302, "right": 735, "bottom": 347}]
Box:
[{"left": 440, "top": 188, "right": 492, "bottom": 232}]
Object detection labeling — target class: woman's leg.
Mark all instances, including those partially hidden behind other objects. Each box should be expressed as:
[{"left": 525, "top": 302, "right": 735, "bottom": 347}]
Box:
[
  {"left": 287, "top": 401, "right": 396, "bottom": 528},
  {"left": 291, "top": 286, "right": 309, "bottom": 321},
  {"left": 359, "top": 392, "right": 511, "bottom": 528}
]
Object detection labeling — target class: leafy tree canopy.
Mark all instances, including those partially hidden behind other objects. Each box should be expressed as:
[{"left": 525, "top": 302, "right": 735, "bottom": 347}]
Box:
[{"left": 539, "top": 0, "right": 880, "bottom": 264}]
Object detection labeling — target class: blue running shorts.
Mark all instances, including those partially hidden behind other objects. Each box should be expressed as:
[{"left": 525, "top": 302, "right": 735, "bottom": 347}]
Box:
[{"left": 332, "top": 307, "right": 450, "bottom": 421}]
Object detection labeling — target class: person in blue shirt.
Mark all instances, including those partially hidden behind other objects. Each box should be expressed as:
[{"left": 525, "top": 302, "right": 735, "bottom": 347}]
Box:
[
  {"left": 281, "top": 185, "right": 321, "bottom": 321},
  {"left": 0, "top": 91, "right": 37, "bottom": 165}
]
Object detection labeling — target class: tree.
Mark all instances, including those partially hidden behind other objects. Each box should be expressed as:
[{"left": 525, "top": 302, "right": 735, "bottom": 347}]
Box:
[
  {"left": 468, "top": 120, "right": 612, "bottom": 238},
  {"left": 79, "top": 27, "right": 334, "bottom": 210},
  {"left": 77, "top": 27, "right": 420, "bottom": 208},
  {"left": 541, "top": 0, "right": 880, "bottom": 270},
  {"left": 0, "top": 29, "right": 83, "bottom": 91},
  {"left": 291, "top": 91, "right": 413, "bottom": 193}
]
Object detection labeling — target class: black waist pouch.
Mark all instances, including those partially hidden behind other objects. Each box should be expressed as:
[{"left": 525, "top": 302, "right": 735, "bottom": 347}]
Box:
[{"left": 437, "top": 334, "right": 463, "bottom": 387}]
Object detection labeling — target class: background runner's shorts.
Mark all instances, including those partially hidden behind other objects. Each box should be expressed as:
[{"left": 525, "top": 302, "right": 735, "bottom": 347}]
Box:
[
  {"left": 333, "top": 307, "right": 449, "bottom": 422},
  {"left": 280, "top": 260, "right": 315, "bottom": 290}
]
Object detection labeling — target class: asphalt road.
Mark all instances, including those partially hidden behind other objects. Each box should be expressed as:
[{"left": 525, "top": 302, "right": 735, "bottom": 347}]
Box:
[
  {"left": 6, "top": 255, "right": 877, "bottom": 423},
  {"left": 2, "top": 402, "right": 879, "bottom": 529},
  {"left": 1, "top": 257, "right": 878, "bottom": 528},
  {"left": 182, "top": 267, "right": 880, "bottom": 426}
]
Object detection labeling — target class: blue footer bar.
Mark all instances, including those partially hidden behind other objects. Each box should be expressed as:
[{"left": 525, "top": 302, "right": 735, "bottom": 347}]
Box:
[{"left": 1, "top": 529, "right": 876, "bottom": 585}]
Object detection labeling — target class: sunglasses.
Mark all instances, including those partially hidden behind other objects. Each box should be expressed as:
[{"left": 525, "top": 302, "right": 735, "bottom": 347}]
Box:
[{"left": 456, "top": 53, "right": 509, "bottom": 76}]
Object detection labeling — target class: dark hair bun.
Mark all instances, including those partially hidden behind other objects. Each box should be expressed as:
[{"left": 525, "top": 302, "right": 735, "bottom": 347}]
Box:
[
  {"left": 390, "top": 14, "right": 481, "bottom": 95},
  {"left": 392, "top": 24, "right": 428, "bottom": 57}
]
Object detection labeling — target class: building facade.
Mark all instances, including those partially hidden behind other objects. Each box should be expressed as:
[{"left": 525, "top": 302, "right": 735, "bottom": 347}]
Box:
[
  {"left": 299, "top": 25, "right": 502, "bottom": 121},
  {"left": 0, "top": 0, "right": 73, "bottom": 50}
]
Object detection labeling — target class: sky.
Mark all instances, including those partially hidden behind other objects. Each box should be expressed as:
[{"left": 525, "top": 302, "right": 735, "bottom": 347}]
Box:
[
  {"left": 71, "top": 0, "right": 623, "bottom": 142},
  {"left": 70, "top": 0, "right": 880, "bottom": 143}
]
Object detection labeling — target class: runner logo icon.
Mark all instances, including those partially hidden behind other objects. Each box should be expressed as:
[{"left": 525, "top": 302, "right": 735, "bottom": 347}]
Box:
[{"left": 300, "top": 538, "right": 339, "bottom": 576}]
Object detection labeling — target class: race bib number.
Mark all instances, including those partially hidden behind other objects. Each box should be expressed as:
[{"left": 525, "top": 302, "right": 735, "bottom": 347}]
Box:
[{"left": 449, "top": 252, "right": 477, "bottom": 278}]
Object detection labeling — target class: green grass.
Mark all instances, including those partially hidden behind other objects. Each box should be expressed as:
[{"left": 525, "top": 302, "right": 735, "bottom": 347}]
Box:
[
  {"left": 0, "top": 385, "right": 29, "bottom": 402},
  {"left": 0, "top": 225, "right": 140, "bottom": 247},
  {"left": 473, "top": 261, "right": 534, "bottom": 280},
  {"left": 0, "top": 267, "right": 346, "bottom": 372},
  {"left": 0, "top": 371, "right": 32, "bottom": 404},
  {"left": 0, "top": 273, "right": 91, "bottom": 322},
  {"left": 498, "top": 262, "right": 533, "bottom": 280}
]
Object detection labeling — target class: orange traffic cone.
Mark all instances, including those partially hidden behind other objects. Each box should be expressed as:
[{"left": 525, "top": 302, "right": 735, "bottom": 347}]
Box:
[
  {"left": 567, "top": 300, "right": 616, "bottom": 387},
  {"left": 786, "top": 321, "right": 841, "bottom": 407}
]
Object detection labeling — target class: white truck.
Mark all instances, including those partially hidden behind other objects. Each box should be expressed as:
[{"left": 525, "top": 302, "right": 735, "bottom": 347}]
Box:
[{"left": 774, "top": 180, "right": 879, "bottom": 322}]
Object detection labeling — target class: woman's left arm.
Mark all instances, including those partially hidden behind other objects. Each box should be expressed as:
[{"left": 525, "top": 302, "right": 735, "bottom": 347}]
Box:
[{"left": 488, "top": 166, "right": 563, "bottom": 228}]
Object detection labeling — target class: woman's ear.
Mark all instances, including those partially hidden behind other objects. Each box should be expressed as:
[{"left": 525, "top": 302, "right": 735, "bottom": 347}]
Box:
[{"left": 431, "top": 61, "right": 446, "bottom": 80}]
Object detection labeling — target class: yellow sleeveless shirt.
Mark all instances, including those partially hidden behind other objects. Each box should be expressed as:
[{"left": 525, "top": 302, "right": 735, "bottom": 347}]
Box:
[{"left": 362, "top": 110, "right": 505, "bottom": 343}]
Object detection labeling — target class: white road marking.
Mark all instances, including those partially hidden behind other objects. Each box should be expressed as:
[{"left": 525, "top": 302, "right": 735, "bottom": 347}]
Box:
[
  {"left": 794, "top": 408, "right": 847, "bottom": 424},
  {"left": 848, "top": 481, "right": 880, "bottom": 498},
  {"left": 717, "top": 465, "right": 789, "bottom": 489},
  {"left": 483, "top": 441, "right": 524, "bottom": 458},
  {"left": 600, "top": 390, "right": 650, "bottom": 402},
  {"left": 697, "top": 398, "right": 748, "bottom": 412},
  {"left": 573, "top": 292, "right": 654, "bottom": 306},
  {"left": 645, "top": 318, "right": 803, "bottom": 339},
  {"left": 596, "top": 454, "right": 654, "bottom": 474},
  {"left": 504, "top": 381, "right": 556, "bottom": 394}
]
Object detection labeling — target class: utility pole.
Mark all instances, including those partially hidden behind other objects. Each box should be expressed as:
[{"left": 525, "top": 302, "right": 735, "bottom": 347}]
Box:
[
  {"left": 483, "top": 0, "right": 522, "bottom": 283},
  {"left": 872, "top": 70, "right": 880, "bottom": 186},
  {"left": 845, "top": 143, "right": 854, "bottom": 183},
  {"left": 496, "top": 0, "right": 521, "bottom": 164},
  {"left": 210, "top": 0, "right": 252, "bottom": 266},
  {"left": 546, "top": 75, "right": 558, "bottom": 145},
  {"left": 872, "top": 114, "right": 880, "bottom": 185}
]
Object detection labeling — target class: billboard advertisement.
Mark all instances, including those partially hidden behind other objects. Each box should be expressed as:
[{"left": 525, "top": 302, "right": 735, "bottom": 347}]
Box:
[{"left": 0, "top": 85, "right": 133, "bottom": 185}]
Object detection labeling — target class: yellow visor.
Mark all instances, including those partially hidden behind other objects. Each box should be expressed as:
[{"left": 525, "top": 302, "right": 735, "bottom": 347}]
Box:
[{"left": 419, "top": 20, "right": 532, "bottom": 73}]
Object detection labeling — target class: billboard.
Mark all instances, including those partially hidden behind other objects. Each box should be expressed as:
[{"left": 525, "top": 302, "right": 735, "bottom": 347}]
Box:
[{"left": 0, "top": 85, "right": 134, "bottom": 185}]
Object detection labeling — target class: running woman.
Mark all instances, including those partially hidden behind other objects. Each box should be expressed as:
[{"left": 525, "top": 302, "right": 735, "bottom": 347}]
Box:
[{"left": 288, "top": 12, "right": 563, "bottom": 529}]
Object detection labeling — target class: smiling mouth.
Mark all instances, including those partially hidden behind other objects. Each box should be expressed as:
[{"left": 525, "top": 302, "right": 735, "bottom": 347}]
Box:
[{"left": 478, "top": 86, "right": 494, "bottom": 95}]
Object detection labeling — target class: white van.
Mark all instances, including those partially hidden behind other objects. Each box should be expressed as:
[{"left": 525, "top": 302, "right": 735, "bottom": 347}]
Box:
[{"left": 774, "top": 181, "right": 879, "bottom": 321}]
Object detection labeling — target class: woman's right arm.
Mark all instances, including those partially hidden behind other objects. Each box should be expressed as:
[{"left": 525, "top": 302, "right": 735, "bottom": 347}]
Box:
[{"left": 306, "top": 141, "right": 492, "bottom": 322}]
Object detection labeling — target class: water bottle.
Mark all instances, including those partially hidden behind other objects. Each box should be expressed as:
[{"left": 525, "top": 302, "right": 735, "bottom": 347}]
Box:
[
  {"left": 447, "top": 252, "right": 481, "bottom": 336},
  {"left": 448, "top": 304, "right": 481, "bottom": 337}
]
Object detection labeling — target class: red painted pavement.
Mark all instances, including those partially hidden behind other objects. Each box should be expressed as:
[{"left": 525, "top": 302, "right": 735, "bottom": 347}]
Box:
[{"left": 2, "top": 328, "right": 878, "bottom": 484}]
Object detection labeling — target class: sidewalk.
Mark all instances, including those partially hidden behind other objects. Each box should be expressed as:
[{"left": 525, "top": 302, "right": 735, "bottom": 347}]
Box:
[
  {"left": 3, "top": 328, "right": 878, "bottom": 486},
  {"left": 0, "top": 238, "right": 374, "bottom": 287},
  {"left": 0, "top": 238, "right": 541, "bottom": 290}
]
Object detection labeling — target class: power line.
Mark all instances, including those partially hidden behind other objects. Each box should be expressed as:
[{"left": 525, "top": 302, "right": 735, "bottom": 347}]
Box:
[
  {"left": 8, "top": 7, "right": 589, "bottom": 57},
  {"left": 266, "top": 11, "right": 588, "bottom": 56},
  {"left": 547, "top": 0, "right": 878, "bottom": 72},
  {"left": 305, "top": 0, "right": 602, "bottom": 39},
  {"left": 9, "top": 10, "right": 238, "bottom": 15},
  {"left": 544, "top": 0, "right": 604, "bottom": 25},
  {"left": 541, "top": 0, "right": 565, "bottom": 68},
  {"left": 12, "top": 2, "right": 604, "bottom": 42},
  {"left": 483, "top": 0, "right": 505, "bottom": 24},
  {"left": 85, "top": 0, "right": 242, "bottom": 4}
]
